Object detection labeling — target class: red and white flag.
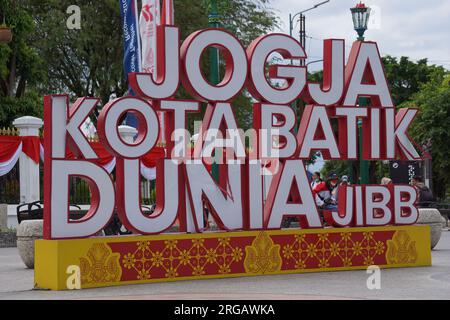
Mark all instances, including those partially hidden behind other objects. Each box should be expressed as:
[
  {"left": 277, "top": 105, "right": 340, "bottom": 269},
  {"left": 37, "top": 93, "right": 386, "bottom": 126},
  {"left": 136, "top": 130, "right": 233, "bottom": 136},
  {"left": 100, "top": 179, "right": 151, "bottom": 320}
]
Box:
[
  {"left": 139, "top": 0, "right": 160, "bottom": 75},
  {"left": 161, "top": 0, "right": 174, "bottom": 25},
  {"left": 139, "top": 0, "right": 174, "bottom": 75},
  {"left": 139, "top": 0, "right": 174, "bottom": 146}
]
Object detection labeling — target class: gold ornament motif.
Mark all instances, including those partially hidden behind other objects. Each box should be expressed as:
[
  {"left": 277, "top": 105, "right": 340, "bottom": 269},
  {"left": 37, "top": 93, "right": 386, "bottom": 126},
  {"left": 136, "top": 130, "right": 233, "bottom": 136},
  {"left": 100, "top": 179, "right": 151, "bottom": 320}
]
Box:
[
  {"left": 282, "top": 231, "right": 386, "bottom": 270},
  {"left": 122, "top": 253, "right": 136, "bottom": 270},
  {"left": 117, "top": 237, "right": 243, "bottom": 280},
  {"left": 79, "top": 243, "right": 122, "bottom": 285},
  {"left": 386, "top": 230, "right": 418, "bottom": 264},
  {"left": 244, "top": 232, "right": 282, "bottom": 274},
  {"left": 282, "top": 244, "right": 295, "bottom": 259}
]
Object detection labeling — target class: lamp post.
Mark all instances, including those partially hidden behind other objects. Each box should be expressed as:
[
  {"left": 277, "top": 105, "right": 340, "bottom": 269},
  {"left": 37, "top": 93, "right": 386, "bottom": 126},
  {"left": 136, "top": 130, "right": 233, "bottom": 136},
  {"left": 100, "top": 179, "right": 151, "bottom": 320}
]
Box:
[
  {"left": 350, "top": 2, "right": 372, "bottom": 41},
  {"left": 422, "top": 139, "right": 433, "bottom": 192},
  {"left": 350, "top": 2, "right": 371, "bottom": 184},
  {"left": 307, "top": 59, "right": 324, "bottom": 67},
  {"left": 288, "top": 1, "right": 330, "bottom": 130},
  {"left": 289, "top": 0, "right": 330, "bottom": 65},
  {"left": 209, "top": 0, "right": 220, "bottom": 181},
  {"left": 209, "top": 0, "right": 220, "bottom": 86}
]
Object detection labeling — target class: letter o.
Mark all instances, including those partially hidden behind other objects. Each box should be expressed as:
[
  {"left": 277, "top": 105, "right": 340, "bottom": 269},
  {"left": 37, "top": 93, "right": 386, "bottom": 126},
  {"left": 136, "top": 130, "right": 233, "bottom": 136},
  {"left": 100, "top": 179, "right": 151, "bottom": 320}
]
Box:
[
  {"left": 98, "top": 97, "right": 159, "bottom": 159},
  {"left": 181, "top": 29, "right": 247, "bottom": 102}
]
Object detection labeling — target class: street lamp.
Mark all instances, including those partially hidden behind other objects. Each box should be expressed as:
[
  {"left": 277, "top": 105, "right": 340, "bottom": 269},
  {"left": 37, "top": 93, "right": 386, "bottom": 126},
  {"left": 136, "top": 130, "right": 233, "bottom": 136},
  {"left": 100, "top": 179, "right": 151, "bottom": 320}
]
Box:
[
  {"left": 287, "top": 1, "right": 330, "bottom": 136},
  {"left": 289, "top": 0, "right": 330, "bottom": 66},
  {"left": 350, "top": 2, "right": 371, "bottom": 41},
  {"left": 350, "top": 2, "right": 371, "bottom": 184},
  {"left": 307, "top": 59, "right": 324, "bottom": 67}
]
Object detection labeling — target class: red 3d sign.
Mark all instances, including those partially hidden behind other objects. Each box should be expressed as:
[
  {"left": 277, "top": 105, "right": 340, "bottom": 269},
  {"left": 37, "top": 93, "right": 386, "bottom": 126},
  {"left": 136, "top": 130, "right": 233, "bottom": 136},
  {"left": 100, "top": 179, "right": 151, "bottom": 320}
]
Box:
[{"left": 43, "top": 26, "right": 423, "bottom": 239}]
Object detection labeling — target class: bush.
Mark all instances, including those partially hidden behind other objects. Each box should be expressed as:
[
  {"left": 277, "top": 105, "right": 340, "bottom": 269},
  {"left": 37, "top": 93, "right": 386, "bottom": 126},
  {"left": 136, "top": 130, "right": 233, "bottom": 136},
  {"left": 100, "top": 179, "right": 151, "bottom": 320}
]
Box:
[{"left": 0, "top": 91, "right": 42, "bottom": 127}]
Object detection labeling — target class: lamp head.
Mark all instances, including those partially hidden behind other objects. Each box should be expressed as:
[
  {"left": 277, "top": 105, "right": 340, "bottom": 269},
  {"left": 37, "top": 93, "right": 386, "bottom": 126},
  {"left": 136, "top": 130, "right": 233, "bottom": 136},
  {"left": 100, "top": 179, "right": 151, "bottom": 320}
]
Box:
[{"left": 350, "top": 2, "right": 371, "bottom": 41}]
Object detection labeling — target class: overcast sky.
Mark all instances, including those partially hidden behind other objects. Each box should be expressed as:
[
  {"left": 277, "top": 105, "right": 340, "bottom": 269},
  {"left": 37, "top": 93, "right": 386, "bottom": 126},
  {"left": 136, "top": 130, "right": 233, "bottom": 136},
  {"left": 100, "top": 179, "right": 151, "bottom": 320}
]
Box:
[{"left": 269, "top": 0, "right": 450, "bottom": 72}]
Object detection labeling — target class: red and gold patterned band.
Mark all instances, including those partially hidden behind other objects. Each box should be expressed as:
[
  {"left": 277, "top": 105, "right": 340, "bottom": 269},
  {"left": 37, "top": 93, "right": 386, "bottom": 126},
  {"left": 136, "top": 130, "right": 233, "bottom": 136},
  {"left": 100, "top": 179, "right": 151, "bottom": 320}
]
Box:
[{"left": 35, "top": 225, "right": 431, "bottom": 290}]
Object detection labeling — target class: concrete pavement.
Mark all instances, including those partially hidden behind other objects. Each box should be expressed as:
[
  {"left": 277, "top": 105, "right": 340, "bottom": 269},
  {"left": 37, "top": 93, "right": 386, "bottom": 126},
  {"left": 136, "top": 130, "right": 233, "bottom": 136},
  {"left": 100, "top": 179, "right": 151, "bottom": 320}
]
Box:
[{"left": 1, "top": 230, "right": 449, "bottom": 300}]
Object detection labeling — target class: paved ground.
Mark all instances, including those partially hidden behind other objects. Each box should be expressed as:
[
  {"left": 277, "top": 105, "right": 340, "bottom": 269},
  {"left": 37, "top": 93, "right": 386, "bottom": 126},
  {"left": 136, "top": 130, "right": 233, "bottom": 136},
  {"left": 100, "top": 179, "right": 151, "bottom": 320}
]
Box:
[{"left": 1, "top": 230, "right": 449, "bottom": 300}]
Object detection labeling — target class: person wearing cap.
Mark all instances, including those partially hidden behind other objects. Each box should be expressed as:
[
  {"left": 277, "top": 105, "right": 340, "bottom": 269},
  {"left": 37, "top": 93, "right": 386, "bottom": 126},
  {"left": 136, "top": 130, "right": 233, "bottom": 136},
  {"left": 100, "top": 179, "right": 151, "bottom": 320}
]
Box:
[
  {"left": 328, "top": 173, "right": 340, "bottom": 206},
  {"left": 312, "top": 173, "right": 339, "bottom": 210}
]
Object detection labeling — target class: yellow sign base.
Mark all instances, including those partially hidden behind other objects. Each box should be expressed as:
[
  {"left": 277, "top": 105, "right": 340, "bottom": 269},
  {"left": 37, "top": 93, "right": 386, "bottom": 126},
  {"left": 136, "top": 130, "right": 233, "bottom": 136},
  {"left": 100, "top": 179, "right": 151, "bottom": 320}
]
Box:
[{"left": 35, "top": 225, "right": 431, "bottom": 290}]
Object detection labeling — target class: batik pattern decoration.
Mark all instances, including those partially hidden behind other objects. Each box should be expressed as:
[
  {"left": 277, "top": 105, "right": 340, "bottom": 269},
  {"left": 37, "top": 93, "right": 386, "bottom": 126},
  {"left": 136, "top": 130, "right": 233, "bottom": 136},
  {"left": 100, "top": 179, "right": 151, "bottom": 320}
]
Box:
[{"left": 35, "top": 225, "right": 430, "bottom": 290}]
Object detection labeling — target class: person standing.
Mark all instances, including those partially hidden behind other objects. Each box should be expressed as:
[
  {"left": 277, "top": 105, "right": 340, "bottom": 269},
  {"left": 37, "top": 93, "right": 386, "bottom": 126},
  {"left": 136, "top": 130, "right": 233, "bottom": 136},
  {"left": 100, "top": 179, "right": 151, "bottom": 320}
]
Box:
[
  {"left": 312, "top": 173, "right": 339, "bottom": 211},
  {"left": 333, "top": 175, "right": 350, "bottom": 202},
  {"left": 411, "top": 175, "right": 434, "bottom": 208},
  {"left": 310, "top": 172, "right": 324, "bottom": 207},
  {"left": 311, "top": 172, "right": 322, "bottom": 189}
]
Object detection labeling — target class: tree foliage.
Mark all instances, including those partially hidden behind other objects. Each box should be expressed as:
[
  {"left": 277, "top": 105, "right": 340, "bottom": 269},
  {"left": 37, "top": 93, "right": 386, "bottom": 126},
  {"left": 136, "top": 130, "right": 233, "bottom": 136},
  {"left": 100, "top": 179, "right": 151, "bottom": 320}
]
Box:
[
  {"left": 214, "top": 0, "right": 278, "bottom": 46},
  {"left": 384, "top": 56, "right": 449, "bottom": 198},
  {"left": 382, "top": 56, "right": 446, "bottom": 106},
  {"left": 0, "top": 0, "right": 45, "bottom": 126},
  {"left": 0, "top": 0, "right": 45, "bottom": 99},
  {"left": 321, "top": 159, "right": 348, "bottom": 179},
  {"left": 30, "top": 0, "right": 126, "bottom": 104},
  {"left": 0, "top": 91, "right": 42, "bottom": 126},
  {"left": 401, "top": 73, "right": 450, "bottom": 199}
]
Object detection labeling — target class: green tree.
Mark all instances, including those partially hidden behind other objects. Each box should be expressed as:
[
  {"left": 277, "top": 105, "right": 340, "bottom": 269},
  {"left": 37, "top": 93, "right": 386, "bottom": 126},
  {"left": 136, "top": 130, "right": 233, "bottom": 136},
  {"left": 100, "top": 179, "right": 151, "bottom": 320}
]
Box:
[
  {"left": 382, "top": 56, "right": 446, "bottom": 106},
  {"left": 321, "top": 159, "right": 348, "bottom": 179},
  {"left": 0, "top": 91, "right": 42, "bottom": 126},
  {"left": 0, "top": 0, "right": 44, "bottom": 126},
  {"left": 383, "top": 56, "right": 448, "bottom": 197},
  {"left": 30, "top": 0, "right": 126, "bottom": 105},
  {"left": 215, "top": 0, "right": 278, "bottom": 46},
  {"left": 401, "top": 73, "right": 450, "bottom": 199}
]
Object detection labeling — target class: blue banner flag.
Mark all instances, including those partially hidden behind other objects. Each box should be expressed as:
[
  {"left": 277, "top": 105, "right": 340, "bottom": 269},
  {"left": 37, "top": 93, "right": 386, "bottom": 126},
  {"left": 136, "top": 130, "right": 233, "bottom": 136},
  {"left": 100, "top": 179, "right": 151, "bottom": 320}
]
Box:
[{"left": 119, "top": 0, "right": 141, "bottom": 127}]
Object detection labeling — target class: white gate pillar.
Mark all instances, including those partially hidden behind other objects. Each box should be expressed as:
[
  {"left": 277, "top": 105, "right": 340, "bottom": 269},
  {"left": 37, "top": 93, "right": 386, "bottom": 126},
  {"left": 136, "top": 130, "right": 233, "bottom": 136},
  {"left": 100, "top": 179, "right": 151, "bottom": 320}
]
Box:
[{"left": 13, "top": 116, "right": 43, "bottom": 204}]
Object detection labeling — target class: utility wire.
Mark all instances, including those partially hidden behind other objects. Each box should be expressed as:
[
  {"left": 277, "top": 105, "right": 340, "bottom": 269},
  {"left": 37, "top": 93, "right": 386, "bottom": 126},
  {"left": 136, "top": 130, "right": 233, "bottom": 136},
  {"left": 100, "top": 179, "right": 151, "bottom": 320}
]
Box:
[{"left": 305, "top": 34, "right": 450, "bottom": 68}]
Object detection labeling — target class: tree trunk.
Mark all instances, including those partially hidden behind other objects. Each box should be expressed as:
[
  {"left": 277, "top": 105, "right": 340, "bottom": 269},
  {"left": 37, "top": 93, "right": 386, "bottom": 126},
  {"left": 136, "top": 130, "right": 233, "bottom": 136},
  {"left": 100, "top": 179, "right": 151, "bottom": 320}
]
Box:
[
  {"left": 0, "top": 79, "right": 7, "bottom": 96},
  {"left": 16, "top": 76, "right": 26, "bottom": 98},
  {"left": 7, "top": 50, "right": 17, "bottom": 97},
  {"left": 369, "top": 161, "right": 378, "bottom": 184}
]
